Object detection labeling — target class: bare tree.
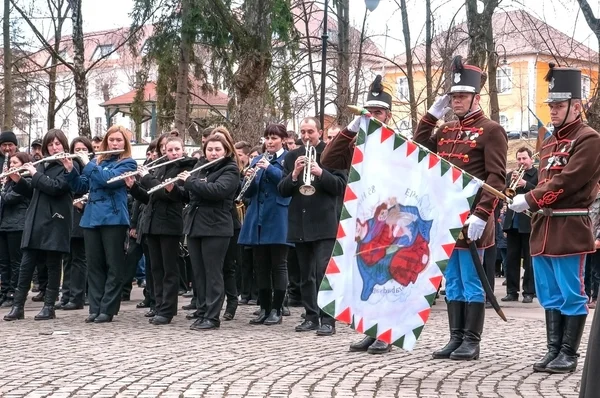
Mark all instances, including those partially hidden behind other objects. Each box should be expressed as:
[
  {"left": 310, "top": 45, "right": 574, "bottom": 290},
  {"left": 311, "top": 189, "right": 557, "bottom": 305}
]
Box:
[
  {"left": 46, "top": 0, "right": 70, "bottom": 130},
  {"left": 3, "top": 0, "right": 13, "bottom": 130},
  {"left": 174, "top": 0, "right": 193, "bottom": 135},
  {"left": 335, "top": 0, "right": 351, "bottom": 126},
  {"left": 575, "top": 0, "right": 600, "bottom": 131},
  {"left": 395, "top": 0, "right": 417, "bottom": 131}
]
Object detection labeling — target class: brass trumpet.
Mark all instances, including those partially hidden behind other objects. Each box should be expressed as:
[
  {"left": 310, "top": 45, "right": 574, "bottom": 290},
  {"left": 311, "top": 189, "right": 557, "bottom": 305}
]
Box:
[
  {"left": 299, "top": 141, "right": 316, "bottom": 196},
  {"left": 505, "top": 152, "right": 539, "bottom": 198}
]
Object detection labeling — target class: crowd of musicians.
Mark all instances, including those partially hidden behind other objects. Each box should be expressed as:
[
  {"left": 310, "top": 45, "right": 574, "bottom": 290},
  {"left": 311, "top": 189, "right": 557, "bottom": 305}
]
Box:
[{"left": 2, "top": 52, "right": 600, "bottom": 394}]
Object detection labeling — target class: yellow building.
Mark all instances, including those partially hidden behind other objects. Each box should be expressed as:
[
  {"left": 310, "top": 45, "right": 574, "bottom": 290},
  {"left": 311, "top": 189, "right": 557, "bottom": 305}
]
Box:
[{"left": 383, "top": 10, "right": 599, "bottom": 133}]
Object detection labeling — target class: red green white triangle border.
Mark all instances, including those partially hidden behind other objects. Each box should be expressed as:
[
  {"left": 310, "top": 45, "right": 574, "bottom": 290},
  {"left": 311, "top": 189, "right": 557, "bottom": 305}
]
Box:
[{"left": 317, "top": 115, "right": 483, "bottom": 351}]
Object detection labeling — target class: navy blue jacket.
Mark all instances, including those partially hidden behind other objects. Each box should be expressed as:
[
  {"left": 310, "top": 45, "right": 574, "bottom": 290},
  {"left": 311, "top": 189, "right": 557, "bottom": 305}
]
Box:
[
  {"left": 238, "top": 151, "right": 291, "bottom": 246},
  {"left": 66, "top": 155, "right": 138, "bottom": 228}
]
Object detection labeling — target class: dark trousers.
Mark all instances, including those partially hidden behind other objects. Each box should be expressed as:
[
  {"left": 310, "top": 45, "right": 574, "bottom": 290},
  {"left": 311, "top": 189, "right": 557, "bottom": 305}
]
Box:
[
  {"left": 295, "top": 239, "right": 335, "bottom": 325},
  {"left": 177, "top": 241, "right": 189, "bottom": 293},
  {"left": 17, "top": 249, "right": 62, "bottom": 300},
  {"left": 0, "top": 231, "right": 23, "bottom": 296},
  {"left": 505, "top": 230, "right": 534, "bottom": 296},
  {"left": 142, "top": 239, "right": 155, "bottom": 306},
  {"left": 223, "top": 230, "right": 240, "bottom": 311},
  {"left": 187, "top": 236, "right": 229, "bottom": 324},
  {"left": 585, "top": 250, "right": 600, "bottom": 300},
  {"left": 62, "top": 238, "right": 87, "bottom": 305},
  {"left": 287, "top": 247, "right": 301, "bottom": 301},
  {"left": 254, "top": 244, "right": 289, "bottom": 313},
  {"left": 146, "top": 234, "right": 180, "bottom": 318},
  {"left": 484, "top": 244, "right": 496, "bottom": 293},
  {"left": 241, "top": 246, "right": 257, "bottom": 301},
  {"left": 122, "top": 236, "right": 143, "bottom": 298},
  {"left": 84, "top": 226, "right": 127, "bottom": 316},
  {"left": 37, "top": 259, "right": 48, "bottom": 292}
]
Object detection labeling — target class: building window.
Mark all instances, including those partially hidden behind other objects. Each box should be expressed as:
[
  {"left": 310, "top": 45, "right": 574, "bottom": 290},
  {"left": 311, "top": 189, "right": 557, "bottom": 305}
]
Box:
[
  {"left": 499, "top": 114, "right": 510, "bottom": 130},
  {"left": 396, "top": 76, "right": 409, "bottom": 101},
  {"left": 95, "top": 117, "right": 103, "bottom": 136},
  {"left": 582, "top": 75, "right": 591, "bottom": 99},
  {"left": 496, "top": 66, "right": 512, "bottom": 94},
  {"left": 91, "top": 44, "right": 116, "bottom": 61}
]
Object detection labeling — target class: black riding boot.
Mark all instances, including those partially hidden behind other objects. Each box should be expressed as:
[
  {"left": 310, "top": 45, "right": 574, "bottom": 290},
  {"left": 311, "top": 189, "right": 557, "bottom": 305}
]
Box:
[
  {"left": 3, "top": 288, "right": 27, "bottom": 321},
  {"left": 450, "top": 302, "right": 484, "bottom": 360},
  {"left": 432, "top": 301, "right": 466, "bottom": 359},
  {"left": 545, "top": 314, "right": 587, "bottom": 373},
  {"left": 533, "top": 310, "right": 563, "bottom": 372},
  {"left": 34, "top": 288, "right": 58, "bottom": 320}
]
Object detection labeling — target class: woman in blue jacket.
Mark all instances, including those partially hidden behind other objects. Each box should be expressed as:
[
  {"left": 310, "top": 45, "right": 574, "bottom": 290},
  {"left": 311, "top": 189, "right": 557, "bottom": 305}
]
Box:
[
  {"left": 238, "top": 124, "right": 291, "bottom": 326},
  {"left": 62, "top": 126, "right": 137, "bottom": 323}
]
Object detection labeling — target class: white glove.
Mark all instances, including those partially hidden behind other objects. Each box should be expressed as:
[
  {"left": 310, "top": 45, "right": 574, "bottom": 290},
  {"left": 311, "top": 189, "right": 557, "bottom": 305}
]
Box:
[
  {"left": 427, "top": 94, "right": 451, "bottom": 119},
  {"left": 466, "top": 214, "right": 486, "bottom": 241},
  {"left": 347, "top": 116, "right": 362, "bottom": 133},
  {"left": 508, "top": 194, "right": 530, "bottom": 213},
  {"left": 78, "top": 151, "right": 90, "bottom": 166}
]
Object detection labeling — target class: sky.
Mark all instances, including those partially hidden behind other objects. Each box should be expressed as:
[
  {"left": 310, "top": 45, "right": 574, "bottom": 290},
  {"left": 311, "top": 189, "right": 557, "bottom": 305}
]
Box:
[{"left": 8, "top": 0, "right": 600, "bottom": 57}]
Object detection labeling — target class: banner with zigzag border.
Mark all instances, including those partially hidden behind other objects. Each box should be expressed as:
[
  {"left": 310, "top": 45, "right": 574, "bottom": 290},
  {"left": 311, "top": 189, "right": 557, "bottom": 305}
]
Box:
[{"left": 317, "top": 114, "right": 483, "bottom": 351}]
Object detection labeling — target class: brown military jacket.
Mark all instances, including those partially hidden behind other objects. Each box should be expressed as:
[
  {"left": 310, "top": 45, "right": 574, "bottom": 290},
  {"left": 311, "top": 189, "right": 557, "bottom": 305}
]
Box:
[
  {"left": 321, "top": 128, "right": 356, "bottom": 171},
  {"left": 413, "top": 109, "right": 508, "bottom": 248},
  {"left": 524, "top": 117, "right": 600, "bottom": 256}
]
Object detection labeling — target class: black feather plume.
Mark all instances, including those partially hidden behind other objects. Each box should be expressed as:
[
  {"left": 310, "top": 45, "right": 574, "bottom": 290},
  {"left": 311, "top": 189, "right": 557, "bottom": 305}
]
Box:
[
  {"left": 544, "top": 62, "right": 556, "bottom": 82},
  {"left": 451, "top": 55, "right": 464, "bottom": 72},
  {"left": 370, "top": 75, "right": 383, "bottom": 94}
]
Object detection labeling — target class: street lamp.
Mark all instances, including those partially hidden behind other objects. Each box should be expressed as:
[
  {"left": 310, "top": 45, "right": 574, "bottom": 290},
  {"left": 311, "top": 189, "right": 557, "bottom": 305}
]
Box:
[
  {"left": 495, "top": 43, "right": 508, "bottom": 66},
  {"left": 365, "top": 0, "right": 381, "bottom": 12}
]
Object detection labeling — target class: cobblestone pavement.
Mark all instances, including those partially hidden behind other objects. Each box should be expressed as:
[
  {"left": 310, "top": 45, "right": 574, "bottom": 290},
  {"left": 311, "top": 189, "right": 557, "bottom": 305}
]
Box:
[{"left": 0, "top": 282, "right": 590, "bottom": 398}]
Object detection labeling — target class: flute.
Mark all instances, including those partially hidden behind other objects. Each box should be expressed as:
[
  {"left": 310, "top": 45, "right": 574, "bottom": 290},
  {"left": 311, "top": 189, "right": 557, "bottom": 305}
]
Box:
[
  {"left": 144, "top": 154, "right": 167, "bottom": 168},
  {"left": 73, "top": 194, "right": 89, "bottom": 205},
  {"left": 146, "top": 156, "right": 224, "bottom": 195},
  {"left": 107, "top": 157, "right": 181, "bottom": 184}
]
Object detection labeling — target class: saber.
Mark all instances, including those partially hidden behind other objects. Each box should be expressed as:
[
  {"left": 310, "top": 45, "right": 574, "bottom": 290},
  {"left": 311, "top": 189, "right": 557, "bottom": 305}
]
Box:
[
  {"left": 468, "top": 240, "right": 507, "bottom": 322},
  {"left": 146, "top": 156, "right": 224, "bottom": 195}
]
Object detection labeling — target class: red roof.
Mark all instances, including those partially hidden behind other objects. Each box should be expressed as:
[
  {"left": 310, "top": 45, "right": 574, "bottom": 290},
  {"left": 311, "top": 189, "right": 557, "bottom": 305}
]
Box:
[{"left": 100, "top": 82, "right": 229, "bottom": 108}]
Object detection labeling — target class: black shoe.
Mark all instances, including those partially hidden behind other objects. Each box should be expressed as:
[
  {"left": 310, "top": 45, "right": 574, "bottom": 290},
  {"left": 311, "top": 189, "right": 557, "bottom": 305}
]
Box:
[
  {"left": 94, "top": 313, "right": 113, "bottom": 323},
  {"left": 55, "top": 301, "right": 67, "bottom": 309},
  {"left": 224, "top": 302, "right": 238, "bottom": 320},
  {"left": 182, "top": 302, "right": 197, "bottom": 311},
  {"left": 136, "top": 300, "right": 151, "bottom": 308},
  {"left": 85, "top": 314, "right": 99, "bottom": 323},
  {"left": 190, "top": 319, "right": 219, "bottom": 330},
  {"left": 223, "top": 312, "right": 235, "bottom": 321},
  {"left": 31, "top": 291, "right": 45, "bottom": 302},
  {"left": 252, "top": 308, "right": 261, "bottom": 316},
  {"left": 186, "top": 310, "right": 204, "bottom": 320},
  {"left": 178, "top": 289, "right": 186, "bottom": 296},
  {"left": 63, "top": 302, "right": 84, "bottom": 310},
  {"left": 34, "top": 305, "right": 56, "bottom": 320},
  {"left": 250, "top": 309, "right": 268, "bottom": 325},
  {"left": 533, "top": 310, "right": 563, "bottom": 372},
  {"left": 500, "top": 294, "right": 518, "bottom": 302},
  {"left": 432, "top": 301, "right": 465, "bottom": 359},
  {"left": 282, "top": 306, "right": 291, "bottom": 316},
  {"left": 182, "top": 290, "right": 193, "bottom": 298},
  {"left": 450, "top": 302, "right": 484, "bottom": 361},
  {"left": 295, "top": 320, "right": 319, "bottom": 332},
  {"left": 349, "top": 336, "right": 376, "bottom": 352},
  {"left": 150, "top": 315, "right": 172, "bottom": 325},
  {"left": 545, "top": 315, "right": 587, "bottom": 373},
  {"left": 264, "top": 309, "right": 282, "bottom": 325},
  {"left": 522, "top": 295, "right": 534, "bottom": 304},
  {"left": 502, "top": 280, "right": 507, "bottom": 286},
  {"left": 137, "top": 279, "right": 146, "bottom": 288},
  {"left": 239, "top": 298, "right": 249, "bottom": 305},
  {"left": 368, "top": 339, "right": 392, "bottom": 354},
  {"left": 3, "top": 305, "right": 24, "bottom": 321},
  {"left": 144, "top": 309, "right": 156, "bottom": 318},
  {"left": 247, "top": 299, "right": 257, "bottom": 306},
  {"left": 316, "top": 324, "right": 335, "bottom": 336},
  {"left": 32, "top": 284, "right": 40, "bottom": 293},
  {"left": 1, "top": 299, "right": 13, "bottom": 308}
]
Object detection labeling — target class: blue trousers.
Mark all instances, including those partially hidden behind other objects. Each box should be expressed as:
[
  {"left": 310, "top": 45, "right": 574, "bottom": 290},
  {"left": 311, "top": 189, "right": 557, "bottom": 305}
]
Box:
[
  {"left": 445, "top": 248, "right": 485, "bottom": 303},
  {"left": 533, "top": 255, "right": 588, "bottom": 316}
]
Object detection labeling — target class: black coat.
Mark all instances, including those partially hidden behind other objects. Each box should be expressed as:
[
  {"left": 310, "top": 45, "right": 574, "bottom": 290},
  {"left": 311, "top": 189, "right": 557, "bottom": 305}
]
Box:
[
  {"left": 0, "top": 177, "right": 31, "bottom": 232},
  {"left": 14, "top": 161, "right": 73, "bottom": 253},
  {"left": 182, "top": 157, "right": 239, "bottom": 238},
  {"left": 278, "top": 141, "right": 347, "bottom": 242},
  {"left": 130, "top": 157, "right": 196, "bottom": 236},
  {"left": 71, "top": 158, "right": 87, "bottom": 239},
  {"left": 503, "top": 166, "right": 538, "bottom": 234}
]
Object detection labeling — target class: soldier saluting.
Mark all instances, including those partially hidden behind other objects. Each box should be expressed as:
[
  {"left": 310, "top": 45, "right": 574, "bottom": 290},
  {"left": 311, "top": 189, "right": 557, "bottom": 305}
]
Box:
[{"left": 509, "top": 65, "right": 600, "bottom": 375}]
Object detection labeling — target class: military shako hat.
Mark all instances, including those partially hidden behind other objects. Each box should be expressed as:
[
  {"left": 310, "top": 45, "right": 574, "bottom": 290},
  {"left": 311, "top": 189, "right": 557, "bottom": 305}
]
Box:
[
  {"left": 364, "top": 75, "right": 393, "bottom": 110},
  {"left": 449, "top": 56, "right": 483, "bottom": 94},
  {"left": 544, "top": 63, "right": 581, "bottom": 103}
]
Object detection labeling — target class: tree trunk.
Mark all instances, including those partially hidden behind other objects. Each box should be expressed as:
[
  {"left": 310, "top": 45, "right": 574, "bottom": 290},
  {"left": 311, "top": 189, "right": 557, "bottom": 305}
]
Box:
[
  {"left": 336, "top": 0, "right": 351, "bottom": 127},
  {"left": 485, "top": 24, "right": 499, "bottom": 122},
  {"left": 300, "top": 0, "right": 319, "bottom": 116},
  {"left": 399, "top": 0, "right": 417, "bottom": 132},
  {"left": 425, "top": 0, "right": 433, "bottom": 108},
  {"left": 67, "top": 0, "right": 91, "bottom": 137},
  {"left": 3, "top": 0, "right": 13, "bottom": 131},
  {"left": 174, "top": 0, "right": 192, "bottom": 136},
  {"left": 47, "top": 0, "right": 69, "bottom": 130},
  {"left": 576, "top": 0, "right": 600, "bottom": 131},
  {"left": 465, "top": 0, "right": 498, "bottom": 69}
]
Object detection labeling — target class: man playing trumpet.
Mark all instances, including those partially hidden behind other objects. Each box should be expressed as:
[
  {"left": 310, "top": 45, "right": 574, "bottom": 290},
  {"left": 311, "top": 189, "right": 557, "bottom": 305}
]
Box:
[{"left": 501, "top": 148, "right": 538, "bottom": 304}]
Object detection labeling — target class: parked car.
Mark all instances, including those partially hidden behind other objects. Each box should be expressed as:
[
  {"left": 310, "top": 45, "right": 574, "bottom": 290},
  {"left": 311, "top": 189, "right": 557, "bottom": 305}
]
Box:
[{"left": 507, "top": 130, "right": 538, "bottom": 140}]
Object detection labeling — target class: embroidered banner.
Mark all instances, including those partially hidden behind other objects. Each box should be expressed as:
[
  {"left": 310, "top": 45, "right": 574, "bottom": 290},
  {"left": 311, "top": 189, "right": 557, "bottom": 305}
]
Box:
[{"left": 317, "top": 114, "right": 482, "bottom": 351}]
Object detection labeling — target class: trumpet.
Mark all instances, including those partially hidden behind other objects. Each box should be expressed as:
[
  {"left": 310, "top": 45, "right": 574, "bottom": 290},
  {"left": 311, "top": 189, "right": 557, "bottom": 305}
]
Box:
[
  {"left": 107, "top": 157, "right": 181, "bottom": 184},
  {"left": 146, "top": 156, "right": 225, "bottom": 195},
  {"left": 299, "top": 141, "right": 316, "bottom": 196},
  {"left": 235, "top": 152, "right": 274, "bottom": 202},
  {"left": 505, "top": 152, "right": 539, "bottom": 198},
  {"left": 73, "top": 194, "right": 89, "bottom": 205}
]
